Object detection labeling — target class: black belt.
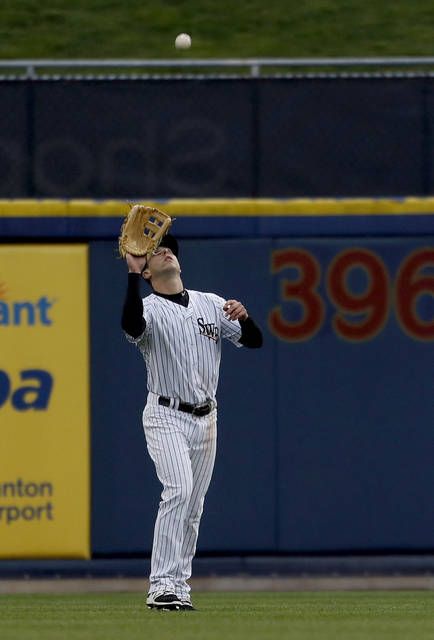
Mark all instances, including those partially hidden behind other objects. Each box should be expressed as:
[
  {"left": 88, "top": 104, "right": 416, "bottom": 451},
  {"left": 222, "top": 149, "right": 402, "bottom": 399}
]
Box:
[{"left": 158, "top": 396, "right": 213, "bottom": 417}]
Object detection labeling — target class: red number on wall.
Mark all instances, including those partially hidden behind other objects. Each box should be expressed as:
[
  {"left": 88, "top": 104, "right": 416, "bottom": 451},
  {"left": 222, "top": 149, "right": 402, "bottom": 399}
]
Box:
[
  {"left": 327, "top": 249, "right": 390, "bottom": 341},
  {"left": 395, "top": 248, "right": 434, "bottom": 341},
  {"left": 269, "top": 248, "right": 324, "bottom": 342}
]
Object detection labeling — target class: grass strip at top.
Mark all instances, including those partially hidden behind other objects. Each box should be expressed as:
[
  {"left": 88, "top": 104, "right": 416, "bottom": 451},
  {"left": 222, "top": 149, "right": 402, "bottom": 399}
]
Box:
[{"left": 0, "top": 0, "right": 433, "bottom": 59}]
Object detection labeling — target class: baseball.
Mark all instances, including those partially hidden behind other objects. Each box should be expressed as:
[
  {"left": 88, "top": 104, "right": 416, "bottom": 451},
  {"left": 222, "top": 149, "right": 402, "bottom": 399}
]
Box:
[{"left": 175, "top": 33, "right": 192, "bottom": 50}]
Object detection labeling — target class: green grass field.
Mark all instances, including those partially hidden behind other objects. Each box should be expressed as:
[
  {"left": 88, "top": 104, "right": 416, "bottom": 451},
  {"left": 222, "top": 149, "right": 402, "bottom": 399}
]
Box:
[
  {"left": 0, "top": 0, "right": 433, "bottom": 59},
  {"left": 0, "top": 591, "right": 433, "bottom": 640}
]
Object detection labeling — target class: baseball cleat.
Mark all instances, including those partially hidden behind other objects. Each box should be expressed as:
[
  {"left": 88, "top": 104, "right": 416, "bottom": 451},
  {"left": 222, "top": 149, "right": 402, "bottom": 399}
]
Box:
[
  {"left": 146, "top": 592, "right": 182, "bottom": 611},
  {"left": 180, "top": 599, "right": 196, "bottom": 611}
]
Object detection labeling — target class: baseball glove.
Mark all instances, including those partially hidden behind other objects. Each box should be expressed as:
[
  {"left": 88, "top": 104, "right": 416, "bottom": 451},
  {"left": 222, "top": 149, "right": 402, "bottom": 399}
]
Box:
[{"left": 118, "top": 204, "right": 173, "bottom": 258}]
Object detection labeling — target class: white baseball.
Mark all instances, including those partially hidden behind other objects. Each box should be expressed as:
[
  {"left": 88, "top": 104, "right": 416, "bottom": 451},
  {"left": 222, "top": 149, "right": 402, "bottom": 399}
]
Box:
[{"left": 175, "top": 33, "right": 192, "bottom": 50}]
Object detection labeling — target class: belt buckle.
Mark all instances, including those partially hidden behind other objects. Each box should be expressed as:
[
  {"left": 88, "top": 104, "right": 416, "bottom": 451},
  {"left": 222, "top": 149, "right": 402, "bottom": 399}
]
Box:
[{"left": 192, "top": 401, "right": 211, "bottom": 417}]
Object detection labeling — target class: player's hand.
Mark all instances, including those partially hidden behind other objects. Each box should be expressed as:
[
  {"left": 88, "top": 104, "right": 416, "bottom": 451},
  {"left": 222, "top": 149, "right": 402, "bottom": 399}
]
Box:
[
  {"left": 126, "top": 253, "right": 148, "bottom": 274},
  {"left": 223, "top": 299, "right": 248, "bottom": 321}
]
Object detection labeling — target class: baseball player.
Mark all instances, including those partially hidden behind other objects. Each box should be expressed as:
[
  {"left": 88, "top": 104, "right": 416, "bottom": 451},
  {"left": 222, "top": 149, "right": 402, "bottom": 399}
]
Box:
[{"left": 121, "top": 235, "right": 262, "bottom": 611}]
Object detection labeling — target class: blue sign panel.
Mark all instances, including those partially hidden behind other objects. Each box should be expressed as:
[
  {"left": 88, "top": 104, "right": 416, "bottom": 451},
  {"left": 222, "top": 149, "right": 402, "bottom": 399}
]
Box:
[{"left": 271, "top": 238, "right": 434, "bottom": 551}]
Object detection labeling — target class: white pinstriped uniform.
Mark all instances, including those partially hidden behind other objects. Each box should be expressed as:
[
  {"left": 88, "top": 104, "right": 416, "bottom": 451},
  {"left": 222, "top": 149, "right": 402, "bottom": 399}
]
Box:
[{"left": 126, "top": 289, "right": 242, "bottom": 598}]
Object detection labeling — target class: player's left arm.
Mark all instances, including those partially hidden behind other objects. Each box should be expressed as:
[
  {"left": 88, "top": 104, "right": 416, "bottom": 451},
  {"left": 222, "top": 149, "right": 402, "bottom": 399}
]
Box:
[{"left": 223, "top": 299, "right": 263, "bottom": 348}]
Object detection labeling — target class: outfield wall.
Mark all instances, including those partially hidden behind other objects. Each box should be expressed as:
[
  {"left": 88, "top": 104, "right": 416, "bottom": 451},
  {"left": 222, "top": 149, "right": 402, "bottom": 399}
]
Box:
[
  {"left": 0, "top": 76, "right": 434, "bottom": 199},
  {"left": 0, "top": 198, "right": 433, "bottom": 558}
]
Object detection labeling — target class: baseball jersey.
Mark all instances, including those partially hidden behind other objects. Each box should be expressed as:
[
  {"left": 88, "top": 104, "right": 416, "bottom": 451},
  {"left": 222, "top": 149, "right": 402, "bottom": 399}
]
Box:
[{"left": 126, "top": 290, "right": 242, "bottom": 404}]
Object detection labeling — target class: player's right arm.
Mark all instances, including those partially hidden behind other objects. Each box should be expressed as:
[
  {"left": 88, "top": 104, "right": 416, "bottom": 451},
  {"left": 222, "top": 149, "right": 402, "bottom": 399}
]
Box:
[{"left": 121, "top": 253, "right": 148, "bottom": 338}]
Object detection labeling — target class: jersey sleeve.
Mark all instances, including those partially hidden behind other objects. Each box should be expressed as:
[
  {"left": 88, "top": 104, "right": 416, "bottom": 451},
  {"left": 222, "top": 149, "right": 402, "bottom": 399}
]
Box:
[
  {"left": 124, "top": 300, "right": 152, "bottom": 349},
  {"left": 208, "top": 293, "right": 243, "bottom": 348}
]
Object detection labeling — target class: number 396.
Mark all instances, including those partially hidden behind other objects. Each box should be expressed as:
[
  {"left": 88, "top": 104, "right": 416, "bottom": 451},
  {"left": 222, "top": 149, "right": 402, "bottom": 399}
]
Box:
[{"left": 269, "top": 247, "right": 434, "bottom": 342}]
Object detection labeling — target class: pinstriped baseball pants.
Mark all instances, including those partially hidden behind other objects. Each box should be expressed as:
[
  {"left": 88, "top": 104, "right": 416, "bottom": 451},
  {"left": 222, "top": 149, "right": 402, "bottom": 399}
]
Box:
[{"left": 143, "top": 394, "right": 217, "bottom": 598}]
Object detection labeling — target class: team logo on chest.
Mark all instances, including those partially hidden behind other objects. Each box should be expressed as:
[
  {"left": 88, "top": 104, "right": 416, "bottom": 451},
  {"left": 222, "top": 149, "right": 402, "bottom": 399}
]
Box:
[{"left": 197, "top": 317, "right": 219, "bottom": 341}]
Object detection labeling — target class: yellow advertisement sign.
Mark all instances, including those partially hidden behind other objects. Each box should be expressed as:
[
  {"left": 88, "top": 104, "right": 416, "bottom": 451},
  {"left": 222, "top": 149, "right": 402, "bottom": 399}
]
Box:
[{"left": 0, "top": 245, "right": 90, "bottom": 558}]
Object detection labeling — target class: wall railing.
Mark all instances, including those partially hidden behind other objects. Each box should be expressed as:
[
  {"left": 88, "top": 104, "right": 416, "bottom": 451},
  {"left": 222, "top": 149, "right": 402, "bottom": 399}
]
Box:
[{"left": 1, "top": 57, "right": 434, "bottom": 78}]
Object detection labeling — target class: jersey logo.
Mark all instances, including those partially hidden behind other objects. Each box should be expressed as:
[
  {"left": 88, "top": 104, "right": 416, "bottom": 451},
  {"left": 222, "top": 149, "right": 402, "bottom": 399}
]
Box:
[{"left": 197, "top": 317, "right": 219, "bottom": 341}]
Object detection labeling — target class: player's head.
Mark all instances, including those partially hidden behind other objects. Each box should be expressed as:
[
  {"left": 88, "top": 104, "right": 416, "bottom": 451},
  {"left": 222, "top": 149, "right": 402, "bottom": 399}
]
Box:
[{"left": 141, "top": 234, "right": 180, "bottom": 287}]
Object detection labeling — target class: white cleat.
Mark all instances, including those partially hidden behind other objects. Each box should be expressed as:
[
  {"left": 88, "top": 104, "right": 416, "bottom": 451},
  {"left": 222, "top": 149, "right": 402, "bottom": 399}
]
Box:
[
  {"left": 146, "top": 591, "right": 182, "bottom": 611},
  {"left": 180, "top": 599, "right": 196, "bottom": 611}
]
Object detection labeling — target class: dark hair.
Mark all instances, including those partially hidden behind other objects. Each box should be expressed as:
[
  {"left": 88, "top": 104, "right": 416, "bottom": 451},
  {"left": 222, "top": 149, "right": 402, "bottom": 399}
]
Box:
[{"left": 159, "top": 234, "right": 178, "bottom": 257}]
